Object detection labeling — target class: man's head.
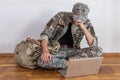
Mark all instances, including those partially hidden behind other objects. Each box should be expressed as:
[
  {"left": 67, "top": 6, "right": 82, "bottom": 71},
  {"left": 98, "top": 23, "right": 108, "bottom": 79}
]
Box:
[{"left": 72, "top": 3, "right": 90, "bottom": 23}]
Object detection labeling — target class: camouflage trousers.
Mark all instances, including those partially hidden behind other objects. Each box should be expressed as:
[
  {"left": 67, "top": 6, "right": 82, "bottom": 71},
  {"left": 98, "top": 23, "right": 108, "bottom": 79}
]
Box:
[{"left": 37, "top": 46, "right": 103, "bottom": 69}]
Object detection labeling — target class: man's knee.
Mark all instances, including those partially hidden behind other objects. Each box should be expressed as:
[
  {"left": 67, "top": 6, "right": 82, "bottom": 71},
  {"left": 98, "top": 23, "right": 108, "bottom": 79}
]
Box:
[
  {"left": 37, "top": 56, "right": 67, "bottom": 69},
  {"left": 86, "top": 46, "right": 103, "bottom": 57},
  {"left": 76, "top": 46, "right": 103, "bottom": 58},
  {"left": 95, "top": 46, "right": 103, "bottom": 57}
]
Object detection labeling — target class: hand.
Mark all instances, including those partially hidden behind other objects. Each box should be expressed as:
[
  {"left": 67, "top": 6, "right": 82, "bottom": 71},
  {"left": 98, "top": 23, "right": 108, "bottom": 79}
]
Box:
[
  {"left": 40, "top": 50, "right": 51, "bottom": 62},
  {"left": 75, "top": 22, "right": 80, "bottom": 26},
  {"left": 73, "top": 20, "right": 85, "bottom": 29},
  {"left": 73, "top": 20, "right": 83, "bottom": 26}
]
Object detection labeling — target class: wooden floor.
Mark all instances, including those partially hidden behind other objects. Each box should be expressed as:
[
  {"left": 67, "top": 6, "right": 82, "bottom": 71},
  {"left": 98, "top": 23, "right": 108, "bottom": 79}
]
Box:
[{"left": 0, "top": 54, "right": 120, "bottom": 80}]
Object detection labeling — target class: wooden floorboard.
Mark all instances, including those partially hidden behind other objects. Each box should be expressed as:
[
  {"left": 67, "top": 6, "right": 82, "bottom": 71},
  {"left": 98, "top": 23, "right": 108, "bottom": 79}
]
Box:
[{"left": 0, "top": 53, "right": 120, "bottom": 80}]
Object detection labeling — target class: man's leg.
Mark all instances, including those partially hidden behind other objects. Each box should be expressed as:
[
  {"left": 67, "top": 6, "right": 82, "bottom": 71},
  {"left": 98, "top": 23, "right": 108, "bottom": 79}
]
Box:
[
  {"left": 37, "top": 47, "right": 76, "bottom": 69},
  {"left": 37, "top": 46, "right": 103, "bottom": 69},
  {"left": 37, "top": 53, "right": 67, "bottom": 69},
  {"left": 74, "top": 46, "right": 103, "bottom": 58}
]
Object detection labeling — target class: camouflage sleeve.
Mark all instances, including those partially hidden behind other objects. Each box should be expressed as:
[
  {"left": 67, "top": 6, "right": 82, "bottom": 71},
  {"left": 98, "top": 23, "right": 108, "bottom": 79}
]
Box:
[
  {"left": 40, "top": 12, "right": 65, "bottom": 42},
  {"left": 87, "top": 23, "right": 98, "bottom": 47}
]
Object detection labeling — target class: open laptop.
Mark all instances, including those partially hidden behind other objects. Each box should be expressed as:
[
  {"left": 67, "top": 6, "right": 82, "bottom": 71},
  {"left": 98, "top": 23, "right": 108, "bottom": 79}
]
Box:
[{"left": 58, "top": 57, "right": 103, "bottom": 78}]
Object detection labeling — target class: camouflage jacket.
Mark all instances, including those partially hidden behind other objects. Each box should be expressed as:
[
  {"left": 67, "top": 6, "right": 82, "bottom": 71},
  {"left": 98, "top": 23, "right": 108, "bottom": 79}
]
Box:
[{"left": 40, "top": 12, "right": 98, "bottom": 49}]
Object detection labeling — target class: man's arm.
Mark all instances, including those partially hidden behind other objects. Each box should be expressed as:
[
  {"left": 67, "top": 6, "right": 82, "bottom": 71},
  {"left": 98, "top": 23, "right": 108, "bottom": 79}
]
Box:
[
  {"left": 40, "top": 39, "right": 51, "bottom": 62},
  {"left": 40, "top": 12, "right": 65, "bottom": 62},
  {"left": 40, "top": 16, "right": 56, "bottom": 62},
  {"left": 79, "top": 23, "right": 94, "bottom": 45},
  {"left": 74, "top": 21, "right": 97, "bottom": 46}
]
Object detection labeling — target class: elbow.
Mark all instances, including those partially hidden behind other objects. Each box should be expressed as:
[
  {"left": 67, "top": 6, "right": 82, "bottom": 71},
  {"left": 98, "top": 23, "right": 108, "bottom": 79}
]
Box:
[{"left": 89, "top": 37, "right": 98, "bottom": 47}]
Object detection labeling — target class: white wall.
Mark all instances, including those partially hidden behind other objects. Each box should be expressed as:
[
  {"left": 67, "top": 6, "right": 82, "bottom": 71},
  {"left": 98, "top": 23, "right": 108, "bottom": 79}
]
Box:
[{"left": 0, "top": 0, "right": 120, "bottom": 53}]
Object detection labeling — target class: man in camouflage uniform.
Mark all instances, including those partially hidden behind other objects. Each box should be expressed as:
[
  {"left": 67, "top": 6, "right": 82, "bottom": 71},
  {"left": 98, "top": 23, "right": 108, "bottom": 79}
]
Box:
[{"left": 38, "top": 3, "right": 103, "bottom": 69}]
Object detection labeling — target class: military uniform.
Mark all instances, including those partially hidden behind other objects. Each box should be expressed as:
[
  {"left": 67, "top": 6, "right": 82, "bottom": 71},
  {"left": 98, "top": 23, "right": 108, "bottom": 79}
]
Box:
[
  {"left": 38, "top": 12, "right": 103, "bottom": 69},
  {"left": 14, "top": 3, "right": 103, "bottom": 69}
]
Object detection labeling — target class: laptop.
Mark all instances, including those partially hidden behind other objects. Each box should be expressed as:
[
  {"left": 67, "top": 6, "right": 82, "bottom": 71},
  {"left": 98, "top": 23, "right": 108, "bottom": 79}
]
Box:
[{"left": 58, "top": 57, "right": 103, "bottom": 78}]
